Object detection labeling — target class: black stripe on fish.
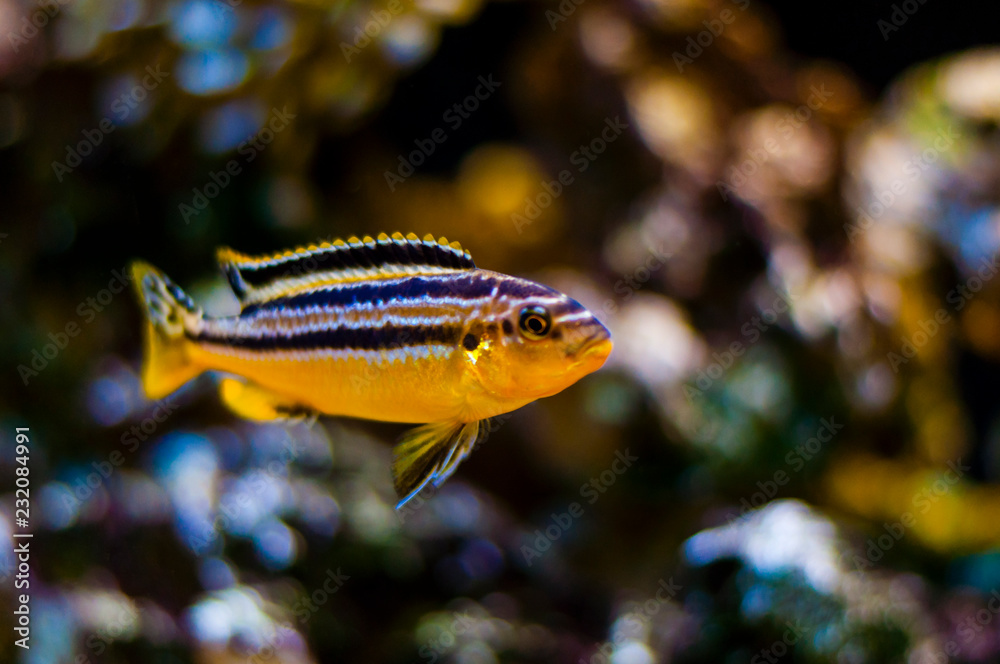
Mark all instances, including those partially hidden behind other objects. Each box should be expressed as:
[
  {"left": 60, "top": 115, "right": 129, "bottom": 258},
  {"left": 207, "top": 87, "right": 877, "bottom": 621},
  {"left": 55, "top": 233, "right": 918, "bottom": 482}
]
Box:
[
  {"left": 495, "top": 277, "right": 562, "bottom": 301},
  {"left": 548, "top": 300, "right": 594, "bottom": 320},
  {"left": 221, "top": 233, "right": 477, "bottom": 295},
  {"left": 241, "top": 274, "right": 503, "bottom": 317},
  {"left": 194, "top": 322, "right": 464, "bottom": 352}
]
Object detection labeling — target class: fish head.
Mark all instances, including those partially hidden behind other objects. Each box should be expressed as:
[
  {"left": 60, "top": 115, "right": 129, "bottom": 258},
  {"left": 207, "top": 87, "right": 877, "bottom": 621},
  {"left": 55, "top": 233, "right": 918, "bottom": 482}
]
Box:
[{"left": 469, "top": 275, "right": 612, "bottom": 403}]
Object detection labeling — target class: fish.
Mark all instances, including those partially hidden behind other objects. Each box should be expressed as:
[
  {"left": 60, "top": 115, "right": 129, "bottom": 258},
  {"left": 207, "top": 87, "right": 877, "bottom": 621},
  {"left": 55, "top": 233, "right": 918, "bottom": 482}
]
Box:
[{"left": 130, "top": 232, "right": 612, "bottom": 507}]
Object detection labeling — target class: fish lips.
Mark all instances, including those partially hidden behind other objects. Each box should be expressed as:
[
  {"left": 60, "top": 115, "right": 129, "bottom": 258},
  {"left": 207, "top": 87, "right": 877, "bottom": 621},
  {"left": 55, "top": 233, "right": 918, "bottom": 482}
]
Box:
[{"left": 568, "top": 324, "right": 613, "bottom": 369}]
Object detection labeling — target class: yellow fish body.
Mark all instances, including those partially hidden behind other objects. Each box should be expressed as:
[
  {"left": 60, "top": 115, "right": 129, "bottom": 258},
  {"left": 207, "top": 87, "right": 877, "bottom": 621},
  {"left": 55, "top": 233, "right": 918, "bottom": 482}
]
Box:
[{"left": 132, "top": 232, "right": 612, "bottom": 506}]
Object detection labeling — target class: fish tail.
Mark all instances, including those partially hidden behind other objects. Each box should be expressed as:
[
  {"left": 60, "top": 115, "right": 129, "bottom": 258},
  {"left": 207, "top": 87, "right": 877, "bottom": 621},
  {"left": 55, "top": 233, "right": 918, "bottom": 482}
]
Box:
[{"left": 130, "top": 260, "right": 205, "bottom": 399}]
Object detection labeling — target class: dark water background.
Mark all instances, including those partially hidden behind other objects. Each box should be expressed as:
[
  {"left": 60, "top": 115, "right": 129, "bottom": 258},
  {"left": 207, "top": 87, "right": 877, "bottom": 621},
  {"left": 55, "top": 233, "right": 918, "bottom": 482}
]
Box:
[{"left": 3, "top": 0, "right": 1000, "bottom": 662}]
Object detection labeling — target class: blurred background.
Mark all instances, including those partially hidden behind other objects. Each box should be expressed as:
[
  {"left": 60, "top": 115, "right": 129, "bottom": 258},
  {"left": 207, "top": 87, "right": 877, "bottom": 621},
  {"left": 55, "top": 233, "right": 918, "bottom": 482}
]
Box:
[{"left": 4, "top": 0, "right": 1000, "bottom": 662}]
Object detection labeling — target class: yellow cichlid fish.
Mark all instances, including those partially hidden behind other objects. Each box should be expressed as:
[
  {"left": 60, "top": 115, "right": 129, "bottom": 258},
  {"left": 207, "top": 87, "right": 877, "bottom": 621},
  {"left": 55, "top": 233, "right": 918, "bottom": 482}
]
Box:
[{"left": 131, "top": 232, "right": 612, "bottom": 507}]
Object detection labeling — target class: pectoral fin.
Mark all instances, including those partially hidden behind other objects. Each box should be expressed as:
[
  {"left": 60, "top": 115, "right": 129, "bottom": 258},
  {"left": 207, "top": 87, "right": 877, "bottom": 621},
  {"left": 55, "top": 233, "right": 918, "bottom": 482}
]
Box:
[
  {"left": 392, "top": 420, "right": 482, "bottom": 508},
  {"left": 218, "top": 377, "right": 313, "bottom": 422}
]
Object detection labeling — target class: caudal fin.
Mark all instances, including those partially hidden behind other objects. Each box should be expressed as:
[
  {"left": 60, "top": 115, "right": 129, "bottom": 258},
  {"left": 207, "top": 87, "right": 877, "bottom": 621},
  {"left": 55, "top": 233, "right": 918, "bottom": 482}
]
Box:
[{"left": 130, "top": 261, "right": 205, "bottom": 399}]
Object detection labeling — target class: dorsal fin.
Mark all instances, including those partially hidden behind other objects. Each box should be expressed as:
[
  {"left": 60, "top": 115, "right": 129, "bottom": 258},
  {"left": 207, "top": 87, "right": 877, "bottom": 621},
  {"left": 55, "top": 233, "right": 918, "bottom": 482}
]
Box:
[{"left": 217, "top": 232, "right": 476, "bottom": 306}]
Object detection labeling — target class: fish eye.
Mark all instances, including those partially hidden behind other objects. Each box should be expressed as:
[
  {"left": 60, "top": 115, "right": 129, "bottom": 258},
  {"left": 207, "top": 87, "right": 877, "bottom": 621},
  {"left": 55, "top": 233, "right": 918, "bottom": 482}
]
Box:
[{"left": 518, "top": 306, "right": 552, "bottom": 340}]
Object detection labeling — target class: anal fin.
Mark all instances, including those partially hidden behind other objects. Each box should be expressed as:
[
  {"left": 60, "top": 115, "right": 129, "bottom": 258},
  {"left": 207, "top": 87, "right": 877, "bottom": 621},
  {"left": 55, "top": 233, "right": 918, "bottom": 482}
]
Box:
[
  {"left": 218, "top": 377, "right": 314, "bottom": 422},
  {"left": 392, "top": 421, "right": 482, "bottom": 509}
]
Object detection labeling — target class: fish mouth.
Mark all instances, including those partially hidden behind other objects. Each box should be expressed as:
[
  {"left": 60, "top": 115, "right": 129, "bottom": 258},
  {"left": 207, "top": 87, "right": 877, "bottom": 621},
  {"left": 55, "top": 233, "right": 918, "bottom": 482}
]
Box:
[{"left": 570, "top": 330, "right": 613, "bottom": 366}]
